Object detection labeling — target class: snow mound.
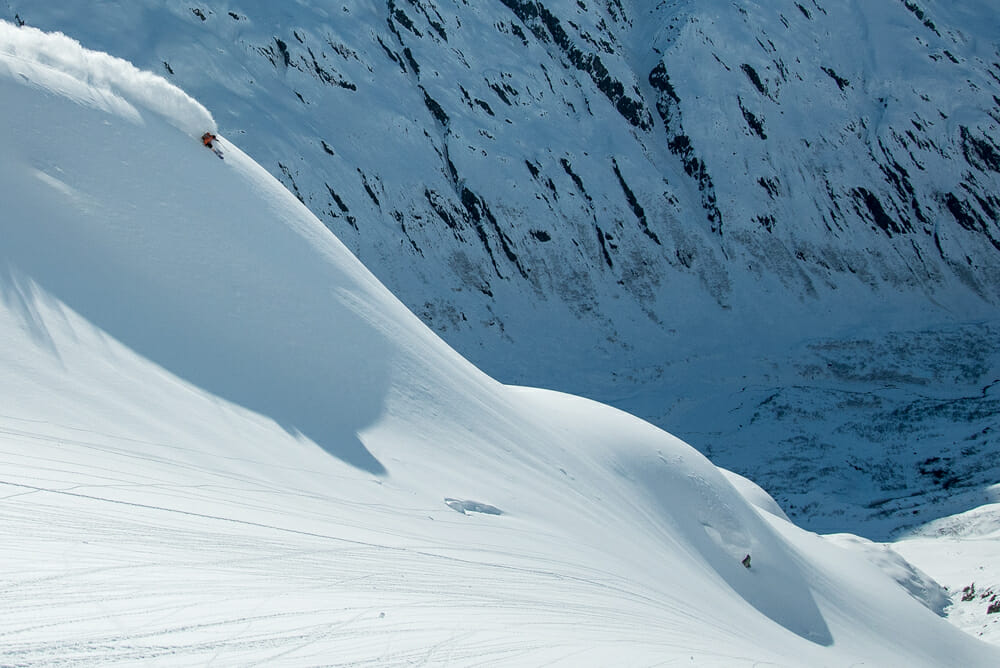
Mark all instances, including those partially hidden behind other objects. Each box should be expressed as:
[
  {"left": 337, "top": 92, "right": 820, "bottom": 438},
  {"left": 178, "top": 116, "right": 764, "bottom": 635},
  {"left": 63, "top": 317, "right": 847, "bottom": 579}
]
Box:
[
  {"left": 825, "top": 534, "right": 951, "bottom": 615},
  {"left": 510, "top": 387, "right": 832, "bottom": 644},
  {"left": 0, "top": 20, "right": 214, "bottom": 136},
  {"left": 720, "top": 468, "right": 791, "bottom": 521}
]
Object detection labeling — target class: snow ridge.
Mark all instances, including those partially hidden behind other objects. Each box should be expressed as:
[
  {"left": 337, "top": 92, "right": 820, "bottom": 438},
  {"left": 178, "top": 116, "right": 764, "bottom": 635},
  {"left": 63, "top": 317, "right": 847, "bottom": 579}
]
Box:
[{"left": 0, "top": 20, "right": 214, "bottom": 137}]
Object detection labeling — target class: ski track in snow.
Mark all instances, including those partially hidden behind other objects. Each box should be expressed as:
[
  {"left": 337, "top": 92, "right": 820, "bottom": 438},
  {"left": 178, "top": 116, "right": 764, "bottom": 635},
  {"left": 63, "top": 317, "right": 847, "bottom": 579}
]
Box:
[
  {"left": 0, "top": 386, "right": 772, "bottom": 665},
  {"left": 0, "top": 449, "right": 730, "bottom": 666}
]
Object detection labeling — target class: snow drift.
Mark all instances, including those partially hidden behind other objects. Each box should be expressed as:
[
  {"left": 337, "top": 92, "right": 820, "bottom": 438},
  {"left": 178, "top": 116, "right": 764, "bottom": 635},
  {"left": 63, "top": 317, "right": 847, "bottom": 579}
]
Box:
[{"left": 1, "top": 21, "right": 997, "bottom": 666}]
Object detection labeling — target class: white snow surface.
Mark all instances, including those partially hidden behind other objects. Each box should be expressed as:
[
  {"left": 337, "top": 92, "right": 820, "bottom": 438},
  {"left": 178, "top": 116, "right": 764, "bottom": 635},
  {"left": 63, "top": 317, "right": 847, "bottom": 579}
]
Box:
[
  {"left": 0, "top": 21, "right": 214, "bottom": 137},
  {"left": 1, "top": 21, "right": 997, "bottom": 665}
]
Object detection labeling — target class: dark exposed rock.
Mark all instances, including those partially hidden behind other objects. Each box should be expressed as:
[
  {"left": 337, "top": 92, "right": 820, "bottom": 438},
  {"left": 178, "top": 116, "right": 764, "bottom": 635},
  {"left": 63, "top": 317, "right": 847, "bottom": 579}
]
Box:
[
  {"left": 595, "top": 225, "right": 614, "bottom": 268},
  {"left": 961, "top": 126, "right": 1000, "bottom": 173},
  {"left": 740, "top": 63, "right": 768, "bottom": 97},
  {"left": 821, "top": 66, "right": 850, "bottom": 91},
  {"left": 738, "top": 96, "right": 767, "bottom": 139},
  {"left": 422, "top": 88, "right": 449, "bottom": 126},
  {"left": 853, "top": 188, "right": 905, "bottom": 236},
  {"left": 612, "top": 158, "right": 660, "bottom": 244}
]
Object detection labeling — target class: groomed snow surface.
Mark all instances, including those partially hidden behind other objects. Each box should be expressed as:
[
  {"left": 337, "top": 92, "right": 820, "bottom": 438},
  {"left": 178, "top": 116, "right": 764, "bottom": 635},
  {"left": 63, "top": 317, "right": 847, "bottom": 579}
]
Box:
[{"left": 1, "top": 22, "right": 997, "bottom": 666}]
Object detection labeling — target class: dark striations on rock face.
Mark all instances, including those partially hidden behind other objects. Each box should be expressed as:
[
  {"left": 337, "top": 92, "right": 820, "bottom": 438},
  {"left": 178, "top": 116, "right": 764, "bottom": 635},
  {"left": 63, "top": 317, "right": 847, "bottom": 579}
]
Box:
[
  {"left": 498, "top": 0, "right": 653, "bottom": 130},
  {"left": 648, "top": 60, "right": 724, "bottom": 232}
]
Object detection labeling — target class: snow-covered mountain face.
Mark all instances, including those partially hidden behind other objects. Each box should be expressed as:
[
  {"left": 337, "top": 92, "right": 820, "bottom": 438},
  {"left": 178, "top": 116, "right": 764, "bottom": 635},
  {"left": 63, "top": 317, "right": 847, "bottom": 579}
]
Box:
[
  {"left": 8, "top": 22, "right": 1000, "bottom": 663},
  {"left": 7, "top": 0, "right": 999, "bottom": 535}
]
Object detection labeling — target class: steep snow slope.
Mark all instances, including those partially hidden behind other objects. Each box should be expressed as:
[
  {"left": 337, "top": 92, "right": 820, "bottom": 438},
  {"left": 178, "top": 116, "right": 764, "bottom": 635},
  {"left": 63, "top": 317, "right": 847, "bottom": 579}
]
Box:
[
  {"left": 6, "top": 0, "right": 998, "bottom": 539},
  {"left": 2, "top": 22, "right": 997, "bottom": 665}
]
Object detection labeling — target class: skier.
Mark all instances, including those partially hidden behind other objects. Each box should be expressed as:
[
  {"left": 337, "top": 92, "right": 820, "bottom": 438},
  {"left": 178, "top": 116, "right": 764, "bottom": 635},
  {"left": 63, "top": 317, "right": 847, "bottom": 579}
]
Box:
[{"left": 201, "top": 132, "right": 223, "bottom": 159}]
